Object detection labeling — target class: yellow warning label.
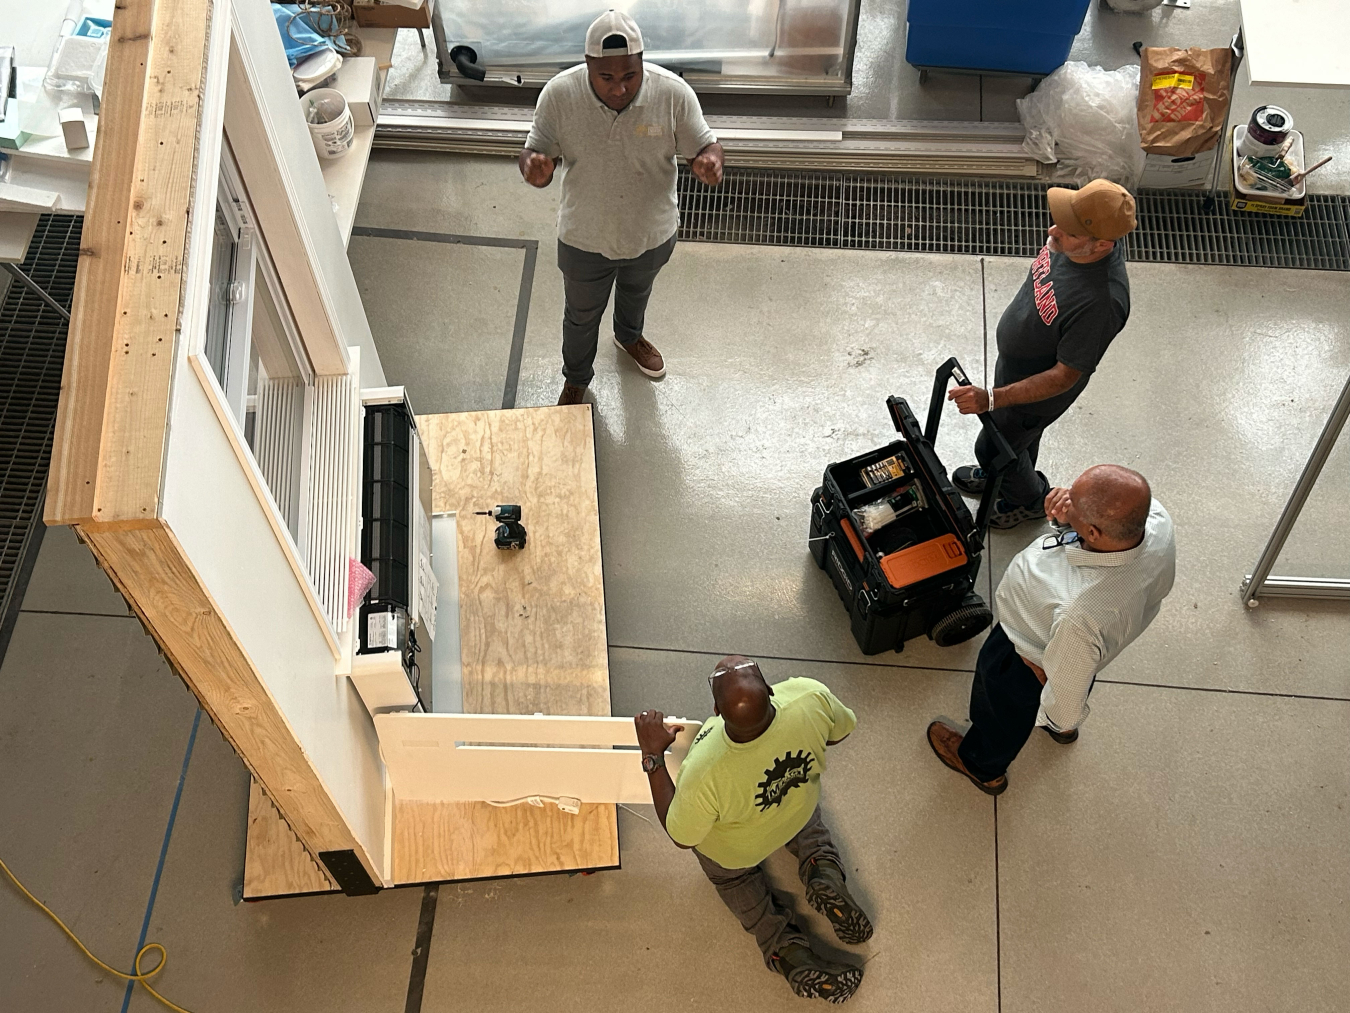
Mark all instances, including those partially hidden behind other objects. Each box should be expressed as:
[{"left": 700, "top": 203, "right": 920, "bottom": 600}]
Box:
[{"left": 1152, "top": 73, "right": 1195, "bottom": 89}]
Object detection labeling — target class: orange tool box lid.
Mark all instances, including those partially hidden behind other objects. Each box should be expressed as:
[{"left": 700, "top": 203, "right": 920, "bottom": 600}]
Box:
[{"left": 879, "top": 533, "right": 967, "bottom": 589}]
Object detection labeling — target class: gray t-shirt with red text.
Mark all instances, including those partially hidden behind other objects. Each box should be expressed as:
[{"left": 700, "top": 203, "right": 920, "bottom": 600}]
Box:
[{"left": 994, "top": 242, "right": 1130, "bottom": 414}]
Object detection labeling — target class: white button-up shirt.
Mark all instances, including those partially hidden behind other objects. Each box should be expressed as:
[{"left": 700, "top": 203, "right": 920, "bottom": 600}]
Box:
[{"left": 996, "top": 500, "right": 1176, "bottom": 732}]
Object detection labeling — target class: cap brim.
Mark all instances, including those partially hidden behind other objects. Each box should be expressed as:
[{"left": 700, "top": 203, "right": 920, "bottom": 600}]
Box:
[{"left": 1046, "top": 187, "right": 1090, "bottom": 238}]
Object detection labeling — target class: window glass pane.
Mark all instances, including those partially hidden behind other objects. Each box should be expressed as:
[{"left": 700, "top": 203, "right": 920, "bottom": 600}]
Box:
[{"left": 203, "top": 207, "right": 236, "bottom": 387}]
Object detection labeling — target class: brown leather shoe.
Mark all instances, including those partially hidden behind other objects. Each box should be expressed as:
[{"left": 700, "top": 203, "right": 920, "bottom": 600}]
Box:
[
  {"left": 1044, "top": 725, "right": 1078, "bottom": 745},
  {"left": 926, "top": 720, "right": 1007, "bottom": 795},
  {"left": 557, "top": 382, "right": 586, "bottom": 406},
  {"left": 613, "top": 335, "right": 666, "bottom": 378}
]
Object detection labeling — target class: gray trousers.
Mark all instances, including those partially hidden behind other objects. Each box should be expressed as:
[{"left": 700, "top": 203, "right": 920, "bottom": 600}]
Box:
[
  {"left": 694, "top": 806, "right": 841, "bottom": 969},
  {"left": 556, "top": 234, "right": 676, "bottom": 386}
]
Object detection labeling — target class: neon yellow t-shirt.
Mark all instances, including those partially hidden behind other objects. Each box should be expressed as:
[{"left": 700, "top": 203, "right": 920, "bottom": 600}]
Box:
[{"left": 666, "top": 677, "right": 856, "bottom": 869}]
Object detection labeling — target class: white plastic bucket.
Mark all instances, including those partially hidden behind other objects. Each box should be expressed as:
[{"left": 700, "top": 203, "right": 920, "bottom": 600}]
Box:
[{"left": 304, "top": 88, "right": 353, "bottom": 160}]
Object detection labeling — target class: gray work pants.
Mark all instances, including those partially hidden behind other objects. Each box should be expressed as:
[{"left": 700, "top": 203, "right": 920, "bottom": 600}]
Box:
[
  {"left": 556, "top": 234, "right": 676, "bottom": 386},
  {"left": 694, "top": 806, "right": 842, "bottom": 969}
]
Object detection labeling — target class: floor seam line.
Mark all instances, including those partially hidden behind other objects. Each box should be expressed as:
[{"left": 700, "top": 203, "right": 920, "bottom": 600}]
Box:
[
  {"left": 606, "top": 643, "right": 979, "bottom": 675},
  {"left": 993, "top": 795, "right": 1002, "bottom": 1013},
  {"left": 19, "top": 608, "right": 135, "bottom": 619},
  {"left": 118, "top": 708, "right": 202, "bottom": 1013},
  {"left": 1094, "top": 678, "right": 1350, "bottom": 703},
  {"left": 404, "top": 884, "right": 440, "bottom": 1013}
]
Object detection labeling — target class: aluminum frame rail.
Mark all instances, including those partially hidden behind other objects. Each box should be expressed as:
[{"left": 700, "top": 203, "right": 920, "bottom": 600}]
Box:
[
  {"left": 1243, "top": 369, "right": 1350, "bottom": 605},
  {"left": 373, "top": 100, "right": 1044, "bottom": 177}
]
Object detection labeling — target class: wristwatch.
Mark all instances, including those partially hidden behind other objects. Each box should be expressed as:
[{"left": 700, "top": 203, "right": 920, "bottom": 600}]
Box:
[{"left": 641, "top": 753, "right": 665, "bottom": 774}]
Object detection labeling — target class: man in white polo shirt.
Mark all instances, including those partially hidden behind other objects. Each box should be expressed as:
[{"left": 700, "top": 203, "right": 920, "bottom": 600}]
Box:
[
  {"left": 519, "top": 10, "right": 725, "bottom": 406},
  {"left": 927, "top": 464, "right": 1176, "bottom": 795}
]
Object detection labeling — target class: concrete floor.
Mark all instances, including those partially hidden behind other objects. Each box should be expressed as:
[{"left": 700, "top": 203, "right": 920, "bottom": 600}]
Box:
[
  {"left": 3, "top": 142, "right": 1348, "bottom": 1012},
  {"left": 386, "top": 0, "right": 1350, "bottom": 193}
]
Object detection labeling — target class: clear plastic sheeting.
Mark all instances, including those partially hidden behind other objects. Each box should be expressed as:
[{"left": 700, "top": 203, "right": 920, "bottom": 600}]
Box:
[
  {"left": 1017, "top": 62, "right": 1146, "bottom": 187},
  {"left": 443, "top": 0, "right": 859, "bottom": 86}
]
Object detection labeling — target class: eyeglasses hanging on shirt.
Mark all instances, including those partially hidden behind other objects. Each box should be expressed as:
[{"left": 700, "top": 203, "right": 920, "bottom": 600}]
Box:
[{"left": 1040, "top": 528, "right": 1081, "bottom": 550}]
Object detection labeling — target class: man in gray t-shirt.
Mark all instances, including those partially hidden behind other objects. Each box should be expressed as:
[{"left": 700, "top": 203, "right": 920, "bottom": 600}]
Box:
[
  {"left": 520, "top": 10, "right": 724, "bottom": 406},
  {"left": 948, "top": 179, "right": 1135, "bottom": 529}
]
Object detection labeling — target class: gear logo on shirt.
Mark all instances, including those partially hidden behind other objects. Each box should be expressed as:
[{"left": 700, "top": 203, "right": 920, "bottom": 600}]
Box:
[{"left": 754, "top": 750, "right": 814, "bottom": 811}]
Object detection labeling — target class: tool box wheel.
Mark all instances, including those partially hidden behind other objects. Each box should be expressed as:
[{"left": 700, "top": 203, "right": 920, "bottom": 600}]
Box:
[{"left": 929, "top": 595, "right": 993, "bottom": 647}]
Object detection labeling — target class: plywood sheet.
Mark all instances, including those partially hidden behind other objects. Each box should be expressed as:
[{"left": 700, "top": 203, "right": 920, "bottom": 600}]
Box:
[
  {"left": 393, "top": 800, "right": 618, "bottom": 883},
  {"left": 244, "top": 781, "right": 337, "bottom": 899},
  {"left": 390, "top": 405, "right": 617, "bottom": 882},
  {"left": 419, "top": 405, "right": 609, "bottom": 715}
]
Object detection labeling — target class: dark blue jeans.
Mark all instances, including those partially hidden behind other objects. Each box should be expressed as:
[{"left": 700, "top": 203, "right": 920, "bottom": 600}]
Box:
[{"left": 958, "top": 623, "right": 1044, "bottom": 780}]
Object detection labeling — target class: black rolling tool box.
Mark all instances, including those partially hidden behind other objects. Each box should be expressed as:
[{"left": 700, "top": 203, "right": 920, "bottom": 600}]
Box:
[{"left": 809, "top": 357, "right": 1017, "bottom": 655}]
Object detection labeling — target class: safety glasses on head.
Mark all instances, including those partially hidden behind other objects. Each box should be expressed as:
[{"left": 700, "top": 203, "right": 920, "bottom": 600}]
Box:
[{"left": 709, "top": 659, "right": 758, "bottom": 695}]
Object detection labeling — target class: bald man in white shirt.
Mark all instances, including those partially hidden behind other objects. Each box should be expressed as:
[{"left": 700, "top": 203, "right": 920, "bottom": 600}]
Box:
[{"left": 927, "top": 464, "right": 1176, "bottom": 795}]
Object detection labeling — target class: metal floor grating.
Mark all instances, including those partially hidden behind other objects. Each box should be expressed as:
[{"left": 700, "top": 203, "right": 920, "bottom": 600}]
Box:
[
  {"left": 0, "top": 214, "right": 82, "bottom": 657},
  {"left": 677, "top": 169, "right": 1350, "bottom": 270}
]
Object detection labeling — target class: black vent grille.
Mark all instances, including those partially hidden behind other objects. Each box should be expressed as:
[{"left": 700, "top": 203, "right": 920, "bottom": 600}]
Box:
[
  {"left": 0, "top": 214, "right": 82, "bottom": 654},
  {"left": 677, "top": 168, "right": 1350, "bottom": 270}
]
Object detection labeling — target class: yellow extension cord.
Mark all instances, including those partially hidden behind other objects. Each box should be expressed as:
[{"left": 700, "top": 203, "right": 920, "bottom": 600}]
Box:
[{"left": 0, "top": 855, "right": 196, "bottom": 1013}]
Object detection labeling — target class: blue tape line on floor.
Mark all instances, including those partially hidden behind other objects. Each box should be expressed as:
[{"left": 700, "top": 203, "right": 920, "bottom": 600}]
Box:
[{"left": 119, "top": 708, "right": 202, "bottom": 1013}]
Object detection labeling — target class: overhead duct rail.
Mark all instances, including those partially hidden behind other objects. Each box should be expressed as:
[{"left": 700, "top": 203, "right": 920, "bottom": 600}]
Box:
[{"left": 373, "top": 101, "right": 1045, "bottom": 178}]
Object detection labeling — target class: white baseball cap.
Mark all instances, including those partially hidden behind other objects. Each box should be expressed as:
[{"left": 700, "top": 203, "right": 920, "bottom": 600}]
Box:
[{"left": 585, "top": 10, "right": 644, "bottom": 58}]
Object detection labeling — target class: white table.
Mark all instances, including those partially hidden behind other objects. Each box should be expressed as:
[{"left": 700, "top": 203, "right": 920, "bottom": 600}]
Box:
[
  {"left": 1239, "top": 0, "right": 1350, "bottom": 88},
  {"left": 319, "top": 28, "right": 395, "bottom": 246},
  {"left": 1234, "top": 0, "right": 1350, "bottom": 605}
]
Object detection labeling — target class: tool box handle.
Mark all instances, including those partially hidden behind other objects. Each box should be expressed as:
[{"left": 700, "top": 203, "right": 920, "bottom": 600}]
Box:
[{"left": 923, "top": 356, "right": 1020, "bottom": 540}]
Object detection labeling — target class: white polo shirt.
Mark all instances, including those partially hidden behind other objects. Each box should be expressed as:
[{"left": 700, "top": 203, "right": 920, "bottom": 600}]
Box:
[
  {"left": 996, "top": 500, "right": 1177, "bottom": 732},
  {"left": 524, "top": 62, "right": 717, "bottom": 261}
]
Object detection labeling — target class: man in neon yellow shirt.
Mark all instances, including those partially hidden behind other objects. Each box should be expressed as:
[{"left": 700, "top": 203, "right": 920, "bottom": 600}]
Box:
[{"left": 635, "top": 656, "right": 871, "bottom": 1003}]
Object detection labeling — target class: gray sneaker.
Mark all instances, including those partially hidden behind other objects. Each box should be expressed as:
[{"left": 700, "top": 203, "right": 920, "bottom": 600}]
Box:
[
  {"left": 770, "top": 942, "right": 864, "bottom": 1004},
  {"left": 952, "top": 465, "right": 987, "bottom": 496},
  {"left": 987, "top": 497, "right": 1047, "bottom": 529},
  {"left": 804, "top": 859, "right": 874, "bottom": 945}
]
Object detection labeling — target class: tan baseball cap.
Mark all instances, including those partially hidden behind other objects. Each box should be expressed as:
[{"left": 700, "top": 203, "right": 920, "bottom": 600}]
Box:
[
  {"left": 585, "top": 10, "right": 644, "bottom": 58},
  {"left": 1047, "top": 180, "right": 1137, "bottom": 241}
]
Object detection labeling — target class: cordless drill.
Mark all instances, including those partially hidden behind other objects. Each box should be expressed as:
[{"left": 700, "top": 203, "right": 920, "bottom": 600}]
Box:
[{"left": 476, "top": 505, "right": 527, "bottom": 550}]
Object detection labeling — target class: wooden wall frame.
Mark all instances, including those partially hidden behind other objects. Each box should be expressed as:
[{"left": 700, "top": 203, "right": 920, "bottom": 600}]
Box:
[{"left": 45, "top": 0, "right": 388, "bottom": 888}]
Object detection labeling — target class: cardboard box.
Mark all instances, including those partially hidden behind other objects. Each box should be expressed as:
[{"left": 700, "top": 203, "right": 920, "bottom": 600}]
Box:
[
  {"left": 59, "top": 106, "right": 89, "bottom": 150},
  {"left": 1139, "top": 146, "right": 1218, "bottom": 189},
  {"left": 353, "top": 0, "right": 433, "bottom": 29},
  {"left": 335, "top": 57, "right": 382, "bottom": 127}
]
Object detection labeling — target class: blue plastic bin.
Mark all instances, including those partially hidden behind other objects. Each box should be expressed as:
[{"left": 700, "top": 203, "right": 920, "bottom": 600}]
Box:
[{"left": 905, "top": 0, "right": 1092, "bottom": 76}]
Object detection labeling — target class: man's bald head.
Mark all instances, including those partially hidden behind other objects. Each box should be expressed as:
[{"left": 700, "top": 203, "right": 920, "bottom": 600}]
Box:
[
  {"left": 711, "top": 655, "right": 773, "bottom": 734},
  {"left": 1071, "top": 465, "right": 1151, "bottom": 544}
]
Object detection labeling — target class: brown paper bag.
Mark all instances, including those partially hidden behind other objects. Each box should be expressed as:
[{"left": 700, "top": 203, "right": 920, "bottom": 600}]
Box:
[{"left": 1137, "top": 46, "right": 1233, "bottom": 156}]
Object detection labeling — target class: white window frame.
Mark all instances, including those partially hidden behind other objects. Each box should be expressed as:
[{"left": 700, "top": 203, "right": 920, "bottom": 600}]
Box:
[{"left": 188, "top": 144, "right": 345, "bottom": 646}]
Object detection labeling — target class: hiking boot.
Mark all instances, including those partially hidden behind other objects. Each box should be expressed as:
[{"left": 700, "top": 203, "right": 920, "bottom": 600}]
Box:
[
  {"left": 987, "top": 497, "right": 1047, "bottom": 530},
  {"left": 614, "top": 335, "right": 666, "bottom": 378},
  {"left": 1044, "top": 725, "right": 1079, "bottom": 745},
  {"left": 557, "top": 382, "right": 586, "bottom": 406},
  {"left": 805, "top": 859, "right": 874, "bottom": 945},
  {"left": 952, "top": 465, "right": 987, "bottom": 496},
  {"left": 770, "top": 942, "right": 863, "bottom": 1004},
  {"left": 926, "top": 720, "right": 1007, "bottom": 796}
]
